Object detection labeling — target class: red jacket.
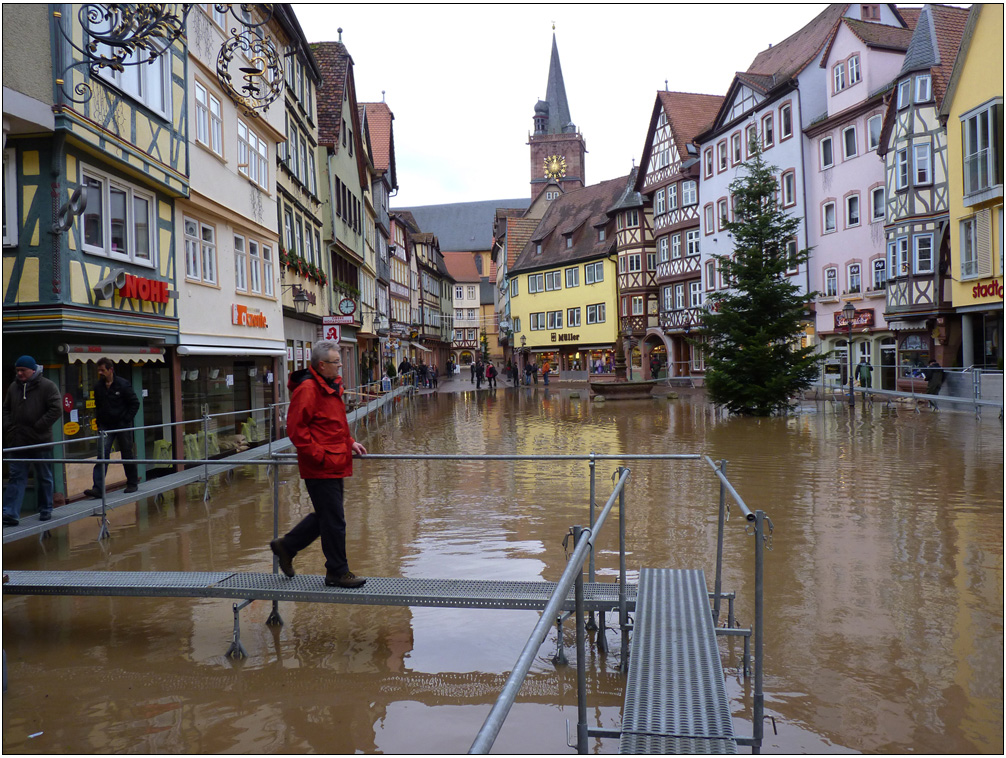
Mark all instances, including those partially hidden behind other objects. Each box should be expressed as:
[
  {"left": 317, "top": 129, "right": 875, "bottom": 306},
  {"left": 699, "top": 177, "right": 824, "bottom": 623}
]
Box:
[{"left": 287, "top": 366, "right": 355, "bottom": 479}]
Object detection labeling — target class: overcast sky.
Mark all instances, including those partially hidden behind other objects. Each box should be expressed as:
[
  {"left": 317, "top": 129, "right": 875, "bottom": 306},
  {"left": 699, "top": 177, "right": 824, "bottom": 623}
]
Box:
[{"left": 293, "top": 3, "right": 834, "bottom": 208}]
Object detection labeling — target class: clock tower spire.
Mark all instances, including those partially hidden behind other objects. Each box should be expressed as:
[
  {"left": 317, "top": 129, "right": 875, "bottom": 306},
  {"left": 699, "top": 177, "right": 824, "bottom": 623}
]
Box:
[{"left": 529, "top": 30, "right": 586, "bottom": 202}]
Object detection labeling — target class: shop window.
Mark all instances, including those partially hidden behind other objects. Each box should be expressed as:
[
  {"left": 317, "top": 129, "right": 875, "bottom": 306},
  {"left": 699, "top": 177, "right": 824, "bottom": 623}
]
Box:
[{"left": 899, "top": 334, "right": 930, "bottom": 376}]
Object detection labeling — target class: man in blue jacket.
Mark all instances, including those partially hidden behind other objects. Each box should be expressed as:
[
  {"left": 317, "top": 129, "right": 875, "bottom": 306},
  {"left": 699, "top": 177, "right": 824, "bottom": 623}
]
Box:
[{"left": 84, "top": 357, "right": 140, "bottom": 498}]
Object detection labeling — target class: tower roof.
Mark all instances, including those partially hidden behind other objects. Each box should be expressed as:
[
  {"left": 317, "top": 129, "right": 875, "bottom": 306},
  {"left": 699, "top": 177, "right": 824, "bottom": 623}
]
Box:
[{"left": 543, "top": 33, "right": 573, "bottom": 134}]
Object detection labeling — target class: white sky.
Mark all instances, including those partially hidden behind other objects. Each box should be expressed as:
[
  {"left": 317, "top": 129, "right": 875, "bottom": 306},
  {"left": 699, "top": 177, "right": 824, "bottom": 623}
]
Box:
[{"left": 293, "top": 3, "right": 833, "bottom": 208}]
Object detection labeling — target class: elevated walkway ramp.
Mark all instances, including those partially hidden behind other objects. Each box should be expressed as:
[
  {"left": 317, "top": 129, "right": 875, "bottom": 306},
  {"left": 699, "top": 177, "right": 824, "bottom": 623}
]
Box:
[
  {"left": 2, "top": 570, "right": 637, "bottom": 613},
  {"left": 618, "top": 568, "right": 736, "bottom": 754}
]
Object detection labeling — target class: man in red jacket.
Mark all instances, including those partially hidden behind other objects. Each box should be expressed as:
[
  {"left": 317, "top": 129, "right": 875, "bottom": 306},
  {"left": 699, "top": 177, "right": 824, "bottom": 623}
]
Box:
[{"left": 270, "top": 340, "right": 368, "bottom": 588}]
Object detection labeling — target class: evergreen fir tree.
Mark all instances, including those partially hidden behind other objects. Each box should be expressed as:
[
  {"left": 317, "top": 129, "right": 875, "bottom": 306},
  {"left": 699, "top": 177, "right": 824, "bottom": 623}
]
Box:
[{"left": 700, "top": 139, "right": 825, "bottom": 416}]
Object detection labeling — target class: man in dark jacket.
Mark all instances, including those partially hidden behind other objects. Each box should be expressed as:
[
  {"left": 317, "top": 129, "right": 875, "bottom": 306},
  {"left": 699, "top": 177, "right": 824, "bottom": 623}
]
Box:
[
  {"left": 84, "top": 357, "right": 140, "bottom": 498},
  {"left": 3, "top": 355, "right": 61, "bottom": 525},
  {"left": 270, "top": 340, "right": 368, "bottom": 588}
]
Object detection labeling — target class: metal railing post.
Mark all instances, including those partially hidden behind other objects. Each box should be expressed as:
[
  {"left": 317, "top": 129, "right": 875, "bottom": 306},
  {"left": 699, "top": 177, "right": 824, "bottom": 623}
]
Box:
[
  {"left": 97, "top": 429, "right": 110, "bottom": 540},
  {"left": 753, "top": 509, "right": 766, "bottom": 754},
  {"left": 713, "top": 459, "right": 727, "bottom": 625},
  {"left": 202, "top": 412, "right": 211, "bottom": 501},
  {"left": 586, "top": 452, "right": 599, "bottom": 636},
  {"left": 618, "top": 466, "right": 629, "bottom": 672},
  {"left": 573, "top": 524, "right": 588, "bottom": 755},
  {"left": 266, "top": 451, "right": 284, "bottom": 627}
]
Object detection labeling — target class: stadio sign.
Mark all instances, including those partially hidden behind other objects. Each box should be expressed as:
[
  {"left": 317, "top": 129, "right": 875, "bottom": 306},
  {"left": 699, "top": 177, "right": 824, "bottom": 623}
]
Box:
[{"left": 971, "top": 279, "right": 1004, "bottom": 300}]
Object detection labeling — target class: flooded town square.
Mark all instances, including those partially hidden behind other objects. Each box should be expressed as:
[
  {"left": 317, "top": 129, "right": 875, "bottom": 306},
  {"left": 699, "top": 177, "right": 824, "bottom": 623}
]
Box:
[{"left": 2, "top": 385, "right": 1002, "bottom": 754}]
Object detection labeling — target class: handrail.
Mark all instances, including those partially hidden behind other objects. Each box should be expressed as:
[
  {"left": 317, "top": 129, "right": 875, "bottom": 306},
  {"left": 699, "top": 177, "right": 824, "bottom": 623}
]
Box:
[
  {"left": 809, "top": 381, "right": 1003, "bottom": 410},
  {"left": 469, "top": 467, "right": 632, "bottom": 754},
  {"left": 703, "top": 456, "right": 754, "bottom": 521}
]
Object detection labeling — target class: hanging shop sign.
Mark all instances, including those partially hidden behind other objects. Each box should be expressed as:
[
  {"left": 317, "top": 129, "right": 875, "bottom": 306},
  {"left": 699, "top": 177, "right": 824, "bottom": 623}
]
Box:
[
  {"left": 834, "top": 308, "right": 875, "bottom": 330},
  {"left": 232, "top": 304, "right": 268, "bottom": 328},
  {"left": 319, "top": 322, "right": 341, "bottom": 342},
  {"left": 118, "top": 273, "right": 170, "bottom": 303}
]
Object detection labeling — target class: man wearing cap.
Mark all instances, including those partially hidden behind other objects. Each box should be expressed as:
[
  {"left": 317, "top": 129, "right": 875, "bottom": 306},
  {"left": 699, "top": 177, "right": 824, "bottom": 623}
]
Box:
[
  {"left": 84, "top": 357, "right": 140, "bottom": 498},
  {"left": 3, "top": 356, "right": 62, "bottom": 526}
]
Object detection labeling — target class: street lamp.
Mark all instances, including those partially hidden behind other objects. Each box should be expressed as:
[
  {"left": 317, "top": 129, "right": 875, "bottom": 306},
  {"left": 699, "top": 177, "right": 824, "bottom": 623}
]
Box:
[
  {"left": 281, "top": 284, "right": 310, "bottom": 315},
  {"left": 841, "top": 300, "right": 856, "bottom": 408}
]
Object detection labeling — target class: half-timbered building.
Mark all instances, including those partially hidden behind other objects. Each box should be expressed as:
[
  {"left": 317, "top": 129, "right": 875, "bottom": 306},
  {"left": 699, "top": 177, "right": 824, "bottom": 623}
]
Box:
[
  {"left": 877, "top": 4, "right": 968, "bottom": 383},
  {"left": 634, "top": 91, "right": 723, "bottom": 380},
  {"left": 442, "top": 251, "right": 483, "bottom": 368}
]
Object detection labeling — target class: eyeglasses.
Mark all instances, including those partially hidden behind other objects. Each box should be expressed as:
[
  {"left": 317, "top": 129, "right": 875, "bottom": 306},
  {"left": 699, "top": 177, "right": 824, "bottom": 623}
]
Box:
[{"left": 320, "top": 360, "right": 342, "bottom": 366}]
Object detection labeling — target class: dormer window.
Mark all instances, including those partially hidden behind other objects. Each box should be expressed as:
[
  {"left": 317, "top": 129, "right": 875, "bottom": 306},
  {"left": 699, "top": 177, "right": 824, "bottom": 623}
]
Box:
[
  {"left": 862, "top": 4, "right": 880, "bottom": 21},
  {"left": 848, "top": 55, "right": 861, "bottom": 85},
  {"left": 833, "top": 62, "right": 846, "bottom": 93},
  {"left": 897, "top": 80, "right": 911, "bottom": 109},
  {"left": 598, "top": 228, "right": 606, "bottom": 242},
  {"left": 565, "top": 234, "right": 573, "bottom": 249},
  {"left": 535, "top": 242, "right": 542, "bottom": 255},
  {"left": 915, "top": 75, "right": 932, "bottom": 103}
]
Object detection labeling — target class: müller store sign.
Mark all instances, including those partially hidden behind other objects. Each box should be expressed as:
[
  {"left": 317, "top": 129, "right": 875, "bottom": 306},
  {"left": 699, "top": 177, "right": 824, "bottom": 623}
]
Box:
[
  {"left": 232, "top": 304, "right": 268, "bottom": 328},
  {"left": 833, "top": 308, "right": 875, "bottom": 330}
]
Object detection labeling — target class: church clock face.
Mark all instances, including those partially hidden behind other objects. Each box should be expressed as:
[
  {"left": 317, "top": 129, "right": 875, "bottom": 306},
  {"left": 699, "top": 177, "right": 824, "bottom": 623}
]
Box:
[{"left": 543, "top": 154, "right": 567, "bottom": 179}]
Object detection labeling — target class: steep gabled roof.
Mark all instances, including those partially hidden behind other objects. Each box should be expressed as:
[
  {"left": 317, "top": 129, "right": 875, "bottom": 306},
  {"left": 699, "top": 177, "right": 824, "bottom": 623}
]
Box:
[
  {"left": 505, "top": 216, "right": 540, "bottom": 269},
  {"left": 359, "top": 101, "right": 397, "bottom": 189},
  {"left": 396, "top": 198, "right": 530, "bottom": 252},
  {"left": 635, "top": 91, "right": 723, "bottom": 192},
  {"left": 511, "top": 175, "right": 627, "bottom": 274},
  {"left": 746, "top": 3, "right": 850, "bottom": 81},
  {"left": 442, "top": 251, "right": 482, "bottom": 283},
  {"left": 819, "top": 14, "right": 915, "bottom": 65},
  {"left": 312, "top": 41, "right": 351, "bottom": 148}
]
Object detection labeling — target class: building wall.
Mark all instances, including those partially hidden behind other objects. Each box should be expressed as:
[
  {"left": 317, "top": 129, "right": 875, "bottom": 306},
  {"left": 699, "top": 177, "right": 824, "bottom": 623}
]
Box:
[{"left": 2, "top": 4, "right": 52, "bottom": 106}]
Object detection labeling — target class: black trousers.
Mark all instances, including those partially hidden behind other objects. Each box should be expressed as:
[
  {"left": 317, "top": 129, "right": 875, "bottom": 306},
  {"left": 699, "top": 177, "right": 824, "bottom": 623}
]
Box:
[
  {"left": 92, "top": 429, "right": 138, "bottom": 489},
  {"left": 282, "top": 478, "right": 348, "bottom": 576}
]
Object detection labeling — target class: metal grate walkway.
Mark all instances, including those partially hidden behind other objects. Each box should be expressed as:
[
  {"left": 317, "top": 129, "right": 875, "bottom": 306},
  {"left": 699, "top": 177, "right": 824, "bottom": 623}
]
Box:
[
  {"left": 2, "top": 570, "right": 637, "bottom": 613},
  {"left": 618, "top": 568, "right": 736, "bottom": 754}
]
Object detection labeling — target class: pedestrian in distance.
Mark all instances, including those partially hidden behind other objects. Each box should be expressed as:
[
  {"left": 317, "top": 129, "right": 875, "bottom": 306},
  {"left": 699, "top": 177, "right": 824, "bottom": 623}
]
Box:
[
  {"left": 855, "top": 357, "right": 873, "bottom": 389},
  {"left": 924, "top": 360, "right": 944, "bottom": 409},
  {"left": 3, "top": 355, "right": 61, "bottom": 526},
  {"left": 524, "top": 362, "right": 532, "bottom": 386},
  {"left": 542, "top": 360, "right": 550, "bottom": 386},
  {"left": 470, "top": 360, "right": 476, "bottom": 384},
  {"left": 486, "top": 360, "right": 497, "bottom": 390},
  {"left": 475, "top": 358, "right": 485, "bottom": 389},
  {"left": 532, "top": 362, "right": 539, "bottom": 385},
  {"left": 270, "top": 340, "right": 368, "bottom": 589},
  {"left": 84, "top": 357, "right": 140, "bottom": 499}
]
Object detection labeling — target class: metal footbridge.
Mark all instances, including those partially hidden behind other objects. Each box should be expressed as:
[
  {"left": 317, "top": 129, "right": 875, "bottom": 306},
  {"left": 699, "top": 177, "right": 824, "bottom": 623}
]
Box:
[{"left": 2, "top": 452, "right": 771, "bottom": 755}]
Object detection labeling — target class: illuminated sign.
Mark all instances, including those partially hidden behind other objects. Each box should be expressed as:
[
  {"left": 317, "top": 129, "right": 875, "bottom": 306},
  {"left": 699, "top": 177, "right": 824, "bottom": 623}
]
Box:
[
  {"left": 118, "top": 274, "right": 170, "bottom": 303},
  {"left": 834, "top": 308, "right": 875, "bottom": 330}
]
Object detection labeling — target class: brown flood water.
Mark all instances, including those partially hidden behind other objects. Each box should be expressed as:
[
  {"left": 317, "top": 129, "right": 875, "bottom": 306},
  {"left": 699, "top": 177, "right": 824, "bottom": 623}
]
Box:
[{"left": 2, "top": 388, "right": 1003, "bottom": 754}]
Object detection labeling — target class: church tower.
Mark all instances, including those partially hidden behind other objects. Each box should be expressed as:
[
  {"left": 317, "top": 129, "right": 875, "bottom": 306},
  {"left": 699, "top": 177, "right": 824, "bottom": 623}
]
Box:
[{"left": 529, "top": 32, "right": 587, "bottom": 202}]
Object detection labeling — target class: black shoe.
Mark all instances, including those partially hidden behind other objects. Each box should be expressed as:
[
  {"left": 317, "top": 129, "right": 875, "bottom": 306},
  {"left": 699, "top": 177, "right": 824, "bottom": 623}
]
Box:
[
  {"left": 270, "top": 539, "right": 296, "bottom": 578},
  {"left": 2, "top": 515, "right": 18, "bottom": 527},
  {"left": 325, "top": 572, "right": 366, "bottom": 589},
  {"left": 39, "top": 512, "right": 52, "bottom": 522},
  {"left": 83, "top": 488, "right": 101, "bottom": 499},
  {"left": 124, "top": 484, "right": 139, "bottom": 494}
]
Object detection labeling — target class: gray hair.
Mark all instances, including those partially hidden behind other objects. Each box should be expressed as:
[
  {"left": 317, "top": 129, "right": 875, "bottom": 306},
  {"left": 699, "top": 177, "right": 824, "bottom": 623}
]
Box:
[{"left": 311, "top": 340, "right": 340, "bottom": 367}]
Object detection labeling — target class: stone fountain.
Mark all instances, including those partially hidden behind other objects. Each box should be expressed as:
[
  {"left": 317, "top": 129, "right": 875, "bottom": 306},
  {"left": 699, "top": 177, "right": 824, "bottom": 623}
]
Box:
[{"left": 588, "top": 337, "right": 666, "bottom": 401}]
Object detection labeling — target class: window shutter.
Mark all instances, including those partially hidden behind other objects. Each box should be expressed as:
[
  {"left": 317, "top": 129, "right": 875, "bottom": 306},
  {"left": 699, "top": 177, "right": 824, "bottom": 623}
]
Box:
[
  {"left": 976, "top": 208, "right": 992, "bottom": 277},
  {"left": 993, "top": 104, "right": 1003, "bottom": 187}
]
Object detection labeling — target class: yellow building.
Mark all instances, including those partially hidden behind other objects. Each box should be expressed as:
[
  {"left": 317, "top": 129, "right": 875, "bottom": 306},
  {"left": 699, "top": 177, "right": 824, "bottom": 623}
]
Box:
[
  {"left": 940, "top": 3, "right": 1003, "bottom": 369},
  {"left": 509, "top": 176, "right": 629, "bottom": 375}
]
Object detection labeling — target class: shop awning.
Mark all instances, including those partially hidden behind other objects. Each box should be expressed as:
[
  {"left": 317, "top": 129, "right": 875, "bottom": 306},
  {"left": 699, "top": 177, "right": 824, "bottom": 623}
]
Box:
[
  {"left": 61, "top": 344, "right": 165, "bottom": 364},
  {"left": 413, "top": 344, "right": 432, "bottom": 353},
  {"left": 177, "top": 345, "right": 286, "bottom": 357}
]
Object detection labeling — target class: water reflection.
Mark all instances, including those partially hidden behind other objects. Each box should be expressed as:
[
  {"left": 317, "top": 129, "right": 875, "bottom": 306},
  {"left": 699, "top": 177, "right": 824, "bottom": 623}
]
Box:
[{"left": 2, "top": 389, "right": 1002, "bottom": 754}]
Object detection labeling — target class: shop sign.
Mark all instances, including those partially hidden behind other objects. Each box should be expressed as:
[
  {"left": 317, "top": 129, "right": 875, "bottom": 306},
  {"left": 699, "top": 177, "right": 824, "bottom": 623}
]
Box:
[
  {"left": 971, "top": 279, "right": 1004, "bottom": 300},
  {"left": 320, "top": 324, "right": 341, "bottom": 342},
  {"left": 232, "top": 304, "right": 268, "bottom": 328},
  {"left": 324, "top": 314, "right": 354, "bottom": 326},
  {"left": 551, "top": 333, "right": 580, "bottom": 343},
  {"left": 62, "top": 393, "right": 74, "bottom": 412},
  {"left": 118, "top": 274, "right": 170, "bottom": 303},
  {"left": 63, "top": 421, "right": 80, "bottom": 436},
  {"left": 834, "top": 308, "right": 874, "bottom": 330}
]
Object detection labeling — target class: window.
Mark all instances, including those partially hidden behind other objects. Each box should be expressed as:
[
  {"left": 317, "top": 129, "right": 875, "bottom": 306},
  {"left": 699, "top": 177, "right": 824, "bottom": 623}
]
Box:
[
  {"left": 897, "top": 236, "right": 909, "bottom": 275},
  {"left": 822, "top": 202, "right": 836, "bottom": 233},
  {"left": 704, "top": 148, "right": 714, "bottom": 178},
  {"left": 565, "top": 266, "right": 579, "bottom": 288},
  {"left": 745, "top": 124, "right": 758, "bottom": 156},
  {"left": 781, "top": 170, "right": 796, "bottom": 207},
  {"left": 586, "top": 303, "right": 606, "bottom": 324},
  {"left": 455, "top": 285, "right": 464, "bottom": 299},
  {"left": 686, "top": 230, "right": 700, "bottom": 256},
  {"left": 626, "top": 253, "right": 642, "bottom": 273},
  {"left": 183, "top": 216, "right": 216, "bottom": 284},
  {"left": 668, "top": 235, "right": 678, "bottom": 260},
  {"left": 567, "top": 307, "right": 581, "bottom": 327},
  {"left": 529, "top": 312, "right": 545, "bottom": 331},
  {"left": 234, "top": 235, "right": 247, "bottom": 291},
  {"left": 704, "top": 204, "right": 714, "bottom": 234},
  {"left": 717, "top": 198, "right": 729, "bottom": 230},
  {"left": 263, "top": 245, "right": 274, "bottom": 296},
  {"left": 535, "top": 242, "right": 542, "bottom": 255},
  {"left": 717, "top": 141, "right": 727, "bottom": 171},
  {"left": 513, "top": 316, "right": 521, "bottom": 333},
  {"left": 545, "top": 270, "right": 561, "bottom": 290},
  {"left": 248, "top": 239, "right": 262, "bottom": 293},
  {"left": 565, "top": 234, "right": 573, "bottom": 249},
  {"left": 867, "top": 115, "right": 882, "bottom": 151},
  {"left": 842, "top": 126, "right": 857, "bottom": 159},
  {"left": 647, "top": 252, "right": 657, "bottom": 271},
  {"left": 80, "top": 168, "right": 156, "bottom": 266},
  {"left": 584, "top": 261, "right": 604, "bottom": 284},
  {"left": 914, "top": 234, "right": 933, "bottom": 274},
  {"left": 597, "top": 228, "right": 606, "bottom": 242},
  {"left": 833, "top": 62, "right": 846, "bottom": 93},
  {"left": 682, "top": 180, "right": 697, "bottom": 206},
  {"left": 2, "top": 148, "right": 15, "bottom": 247},
  {"left": 655, "top": 188, "right": 665, "bottom": 215},
  {"left": 962, "top": 103, "right": 1002, "bottom": 196},
  {"left": 662, "top": 286, "right": 673, "bottom": 311},
  {"left": 547, "top": 310, "right": 563, "bottom": 329},
  {"left": 705, "top": 260, "right": 716, "bottom": 290},
  {"left": 690, "top": 281, "right": 702, "bottom": 308},
  {"left": 824, "top": 267, "right": 838, "bottom": 297},
  {"left": 862, "top": 4, "right": 880, "bottom": 20},
  {"left": 674, "top": 284, "right": 685, "bottom": 310},
  {"left": 303, "top": 224, "right": 313, "bottom": 265},
  {"left": 915, "top": 74, "right": 931, "bottom": 103},
  {"left": 528, "top": 273, "right": 544, "bottom": 293},
  {"left": 872, "top": 258, "right": 886, "bottom": 290},
  {"left": 237, "top": 120, "right": 269, "bottom": 188},
  {"left": 194, "top": 81, "right": 222, "bottom": 156},
  {"left": 762, "top": 113, "right": 774, "bottom": 147},
  {"left": 96, "top": 48, "right": 170, "bottom": 119},
  {"left": 632, "top": 296, "right": 644, "bottom": 316},
  {"left": 820, "top": 137, "right": 834, "bottom": 169},
  {"left": 780, "top": 104, "right": 792, "bottom": 140},
  {"left": 896, "top": 148, "right": 909, "bottom": 189},
  {"left": 467, "top": 285, "right": 476, "bottom": 299},
  {"left": 914, "top": 143, "right": 932, "bottom": 185},
  {"left": 731, "top": 132, "right": 742, "bottom": 165},
  {"left": 960, "top": 217, "right": 978, "bottom": 277},
  {"left": 897, "top": 79, "right": 910, "bottom": 109},
  {"left": 295, "top": 218, "right": 303, "bottom": 256},
  {"left": 848, "top": 55, "right": 861, "bottom": 85},
  {"left": 659, "top": 236, "right": 670, "bottom": 262},
  {"left": 510, "top": 278, "right": 518, "bottom": 297},
  {"left": 871, "top": 187, "right": 885, "bottom": 222},
  {"left": 846, "top": 194, "right": 860, "bottom": 227},
  {"left": 785, "top": 238, "right": 800, "bottom": 274},
  {"left": 668, "top": 184, "right": 677, "bottom": 210},
  {"left": 847, "top": 263, "right": 861, "bottom": 293}
]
